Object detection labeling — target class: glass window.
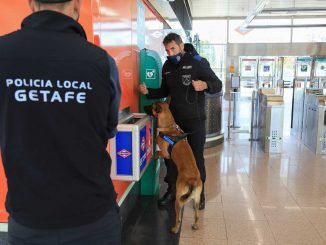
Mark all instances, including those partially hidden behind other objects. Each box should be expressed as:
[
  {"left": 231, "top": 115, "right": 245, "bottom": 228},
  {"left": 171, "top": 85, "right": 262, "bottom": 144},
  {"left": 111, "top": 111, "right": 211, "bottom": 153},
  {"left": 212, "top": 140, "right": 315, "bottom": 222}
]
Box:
[
  {"left": 199, "top": 44, "right": 226, "bottom": 86},
  {"left": 292, "top": 18, "right": 326, "bottom": 42},
  {"left": 193, "top": 20, "right": 227, "bottom": 44},
  {"left": 229, "top": 19, "right": 291, "bottom": 43}
]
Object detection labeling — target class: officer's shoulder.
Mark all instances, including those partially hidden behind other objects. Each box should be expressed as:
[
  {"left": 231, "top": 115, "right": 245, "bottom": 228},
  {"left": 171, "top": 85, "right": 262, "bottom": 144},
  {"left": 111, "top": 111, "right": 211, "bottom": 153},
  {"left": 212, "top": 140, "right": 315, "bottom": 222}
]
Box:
[
  {"left": 163, "top": 60, "right": 171, "bottom": 69},
  {"left": 106, "top": 54, "right": 117, "bottom": 66},
  {"left": 84, "top": 41, "right": 113, "bottom": 63},
  {"left": 194, "top": 56, "right": 210, "bottom": 68},
  {"left": 0, "top": 30, "right": 20, "bottom": 42},
  {"left": 192, "top": 54, "right": 203, "bottom": 61},
  {"left": 85, "top": 41, "right": 107, "bottom": 54}
]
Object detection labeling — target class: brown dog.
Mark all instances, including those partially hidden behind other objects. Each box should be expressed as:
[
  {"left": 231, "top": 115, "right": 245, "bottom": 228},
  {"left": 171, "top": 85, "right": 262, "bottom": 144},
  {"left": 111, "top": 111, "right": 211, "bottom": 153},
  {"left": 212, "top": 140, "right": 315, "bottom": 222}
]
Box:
[{"left": 146, "top": 102, "right": 202, "bottom": 234}]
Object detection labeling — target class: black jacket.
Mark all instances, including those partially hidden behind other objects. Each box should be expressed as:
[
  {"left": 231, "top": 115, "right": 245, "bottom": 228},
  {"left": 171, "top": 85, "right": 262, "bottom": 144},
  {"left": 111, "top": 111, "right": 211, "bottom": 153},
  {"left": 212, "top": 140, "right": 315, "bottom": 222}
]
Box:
[
  {"left": 147, "top": 52, "right": 222, "bottom": 124},
  {"left": 0, "top": 11, "right": 121, "bottom": 228}
]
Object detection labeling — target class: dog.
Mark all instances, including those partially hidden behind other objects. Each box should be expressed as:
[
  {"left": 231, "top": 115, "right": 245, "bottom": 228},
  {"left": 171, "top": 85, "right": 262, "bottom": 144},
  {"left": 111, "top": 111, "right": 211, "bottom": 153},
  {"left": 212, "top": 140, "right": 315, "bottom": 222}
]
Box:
[{"left": 145, "top": 102, "right": 202, "bottom": 234}]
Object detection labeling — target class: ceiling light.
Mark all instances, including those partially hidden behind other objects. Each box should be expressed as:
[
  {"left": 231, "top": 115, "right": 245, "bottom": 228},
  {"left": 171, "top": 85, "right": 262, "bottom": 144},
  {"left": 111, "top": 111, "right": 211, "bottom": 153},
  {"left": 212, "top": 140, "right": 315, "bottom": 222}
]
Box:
[{"left": 239, "top": 0, "right": 270, "bottom": 33}]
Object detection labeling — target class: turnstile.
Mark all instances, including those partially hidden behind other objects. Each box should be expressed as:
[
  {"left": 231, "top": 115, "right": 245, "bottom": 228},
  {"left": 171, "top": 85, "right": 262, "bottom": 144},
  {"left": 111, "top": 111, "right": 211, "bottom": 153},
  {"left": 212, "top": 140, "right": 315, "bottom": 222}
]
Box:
[
  {"left": 303, "top": 91, "right": 326, "bottom": 154},
  {"left": 291, "top": 79, "right": 307, "bottom": 139},
  {"left": 257, "top": 89, "right": 284, "bottom": 153}
]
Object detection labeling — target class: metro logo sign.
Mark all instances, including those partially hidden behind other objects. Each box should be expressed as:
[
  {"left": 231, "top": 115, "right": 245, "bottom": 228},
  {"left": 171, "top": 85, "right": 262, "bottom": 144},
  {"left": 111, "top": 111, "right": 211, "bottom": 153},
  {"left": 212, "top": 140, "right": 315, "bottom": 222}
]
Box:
[
  {"left": 117, "top": 149, "right": 132, "bottom": 159},
  {"left": 141, "top": 136, "right": 146, "bottom": 151}
]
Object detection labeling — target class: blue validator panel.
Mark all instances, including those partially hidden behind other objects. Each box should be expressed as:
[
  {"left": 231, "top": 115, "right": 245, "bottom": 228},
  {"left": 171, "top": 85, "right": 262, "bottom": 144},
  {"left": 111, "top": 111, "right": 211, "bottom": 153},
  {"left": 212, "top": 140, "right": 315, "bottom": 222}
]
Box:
[{"left": 116, "top": 131, "right": 133, "bottom": 176}]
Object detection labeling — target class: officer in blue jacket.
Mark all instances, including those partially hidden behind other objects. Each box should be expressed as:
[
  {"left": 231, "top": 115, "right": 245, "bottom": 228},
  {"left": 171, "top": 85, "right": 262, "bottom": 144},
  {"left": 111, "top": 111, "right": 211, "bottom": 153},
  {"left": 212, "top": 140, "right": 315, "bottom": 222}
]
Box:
[
  {"left": 0, "top": 0, "right": 121, "bottom": 244},
  {"left": 140, "top": 33, "right": 222, "bottom": 210}
]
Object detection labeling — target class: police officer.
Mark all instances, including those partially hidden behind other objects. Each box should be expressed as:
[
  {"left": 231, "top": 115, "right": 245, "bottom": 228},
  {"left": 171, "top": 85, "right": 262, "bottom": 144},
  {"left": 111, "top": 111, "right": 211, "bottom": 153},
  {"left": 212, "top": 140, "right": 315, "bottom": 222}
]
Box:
[
  {"left": 0, "top": 0, "right": 121, "bottom": 244},
  {"left": 140, "top": 33, "right": 222, "bottom": 210}
]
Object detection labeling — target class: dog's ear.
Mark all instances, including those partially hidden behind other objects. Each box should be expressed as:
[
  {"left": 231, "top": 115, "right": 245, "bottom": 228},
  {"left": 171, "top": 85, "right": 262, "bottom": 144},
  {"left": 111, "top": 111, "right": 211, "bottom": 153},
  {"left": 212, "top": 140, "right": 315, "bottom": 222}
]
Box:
[
  {"left": 144, "top": 105, "right": 153, "bottom": 115},
  {"left": 153, "top": 103, "right": 162, "bottom": 113}
]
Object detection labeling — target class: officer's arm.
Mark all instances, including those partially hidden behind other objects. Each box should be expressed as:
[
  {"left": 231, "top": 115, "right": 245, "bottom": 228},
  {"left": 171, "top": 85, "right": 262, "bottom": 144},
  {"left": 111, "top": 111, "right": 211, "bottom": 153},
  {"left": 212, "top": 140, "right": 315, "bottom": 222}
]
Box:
[
  {"left": 199, "top": 58, "right": 222, "bottom": 94},
  {"left": 146, "top": 65, "right": 169, "bottom": 99},
  {"left": 146, "top": 78, "right": 169, "bottom": 99},
  {"left": 107, "top": 55, "right": 121, "bottom": 139}
]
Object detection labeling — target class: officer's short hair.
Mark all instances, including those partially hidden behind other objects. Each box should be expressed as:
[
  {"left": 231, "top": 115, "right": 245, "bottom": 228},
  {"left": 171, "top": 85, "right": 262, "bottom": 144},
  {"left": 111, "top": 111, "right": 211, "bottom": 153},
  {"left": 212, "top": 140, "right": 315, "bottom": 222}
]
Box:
[
  {"left": 163, "top": 33, "right": 183, "bottom": 45},
  {"left": 35, "top": 0, "right": 71, "bottom": 9},
  {"left": 36, "top": 0, "right": 71, "bottom": 3}
]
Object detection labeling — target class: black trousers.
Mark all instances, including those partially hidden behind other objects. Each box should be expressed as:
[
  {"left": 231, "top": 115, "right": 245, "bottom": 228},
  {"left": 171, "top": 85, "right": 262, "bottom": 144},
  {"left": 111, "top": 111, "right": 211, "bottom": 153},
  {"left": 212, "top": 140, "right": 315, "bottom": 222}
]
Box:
[
  {"left": 164, "top": 120, "right": 206, "bottom": 192},
  {"left": 8, "top": 205, "right": 121, "bottom": 245}
]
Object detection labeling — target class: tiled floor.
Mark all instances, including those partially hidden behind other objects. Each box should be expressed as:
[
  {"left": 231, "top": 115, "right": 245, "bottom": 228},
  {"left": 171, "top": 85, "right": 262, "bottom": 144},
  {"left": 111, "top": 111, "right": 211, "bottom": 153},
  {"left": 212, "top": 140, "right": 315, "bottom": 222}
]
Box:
[{"left": 179, "top": 135, "right": 326, "bottom": 245}]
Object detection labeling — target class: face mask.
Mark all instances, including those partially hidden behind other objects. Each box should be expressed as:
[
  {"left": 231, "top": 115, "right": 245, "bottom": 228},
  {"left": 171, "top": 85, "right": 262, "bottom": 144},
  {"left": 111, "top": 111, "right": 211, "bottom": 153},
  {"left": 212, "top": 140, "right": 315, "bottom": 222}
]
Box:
[{"left": 167, "top": 53, "right": 182, "bottom": 65}]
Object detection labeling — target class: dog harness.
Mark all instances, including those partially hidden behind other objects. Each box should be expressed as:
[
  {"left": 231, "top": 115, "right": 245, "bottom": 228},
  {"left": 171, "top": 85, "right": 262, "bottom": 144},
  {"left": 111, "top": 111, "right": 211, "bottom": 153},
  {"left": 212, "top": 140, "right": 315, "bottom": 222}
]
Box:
[{"left": 159, "top": 132, "right": 189, "bottom": 154}]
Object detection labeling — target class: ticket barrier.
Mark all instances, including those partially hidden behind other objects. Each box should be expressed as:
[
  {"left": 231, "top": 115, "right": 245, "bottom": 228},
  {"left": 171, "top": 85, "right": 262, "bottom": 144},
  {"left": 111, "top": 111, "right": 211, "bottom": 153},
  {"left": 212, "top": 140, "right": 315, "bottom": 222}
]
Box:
[
  {"left": 291, "top": 79, "right": 308, "bottom": 139},
  {"left": 303, "top": 90, "right": 326, "bottom": 154},
  {"left": 257, "top": 89, "right": 284, "bottom": 153},
  {"left": 110, "top": 113, "right": 153, "bottom": 181}
]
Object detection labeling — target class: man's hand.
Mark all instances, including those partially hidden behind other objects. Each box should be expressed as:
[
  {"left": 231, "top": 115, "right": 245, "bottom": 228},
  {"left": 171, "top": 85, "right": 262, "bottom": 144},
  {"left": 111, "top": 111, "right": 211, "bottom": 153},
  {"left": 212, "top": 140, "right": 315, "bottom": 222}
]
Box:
[
  {"left": 192, "top": 80, "right": 208, "bottom": 91},
  {"left": 139, "top": 83, "right": 149, "bottom": 95}
]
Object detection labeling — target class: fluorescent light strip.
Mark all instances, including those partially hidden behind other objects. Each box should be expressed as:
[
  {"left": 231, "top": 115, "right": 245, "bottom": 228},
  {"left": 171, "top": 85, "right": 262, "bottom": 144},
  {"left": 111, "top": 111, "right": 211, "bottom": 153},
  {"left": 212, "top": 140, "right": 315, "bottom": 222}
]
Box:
[{"left": 239, "top": 0, "right": 270, "bottom": 33}]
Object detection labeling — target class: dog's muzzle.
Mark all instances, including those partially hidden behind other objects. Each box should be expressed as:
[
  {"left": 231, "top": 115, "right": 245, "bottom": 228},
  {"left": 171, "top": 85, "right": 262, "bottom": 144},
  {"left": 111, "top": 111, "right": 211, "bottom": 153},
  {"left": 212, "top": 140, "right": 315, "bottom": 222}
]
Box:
[{"left": 144, "top": 105, "right": 153, "bottom": 116}]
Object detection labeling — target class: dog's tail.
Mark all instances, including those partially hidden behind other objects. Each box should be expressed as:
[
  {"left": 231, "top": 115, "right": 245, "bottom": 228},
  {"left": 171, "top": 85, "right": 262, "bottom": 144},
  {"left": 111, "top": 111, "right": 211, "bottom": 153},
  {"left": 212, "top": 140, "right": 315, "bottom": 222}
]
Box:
[
  {"left": 180, "top": 179, "right": 198, "bottom": 201},
  {"left": 180, "top": 185, "right": 193, "bottom": 202}
]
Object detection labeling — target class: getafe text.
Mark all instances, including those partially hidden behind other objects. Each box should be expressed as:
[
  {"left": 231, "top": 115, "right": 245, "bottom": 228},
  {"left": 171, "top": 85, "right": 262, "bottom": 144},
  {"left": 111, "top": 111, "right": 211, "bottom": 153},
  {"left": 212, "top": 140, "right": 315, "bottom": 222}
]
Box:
[{"left": 5, "top": 78, "right": 93, "bottom": 104}]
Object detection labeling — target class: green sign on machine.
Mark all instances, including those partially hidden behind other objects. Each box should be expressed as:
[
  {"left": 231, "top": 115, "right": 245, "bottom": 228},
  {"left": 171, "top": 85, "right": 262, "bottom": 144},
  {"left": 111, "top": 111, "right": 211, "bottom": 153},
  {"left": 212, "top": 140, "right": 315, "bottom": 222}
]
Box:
[
  {"left": 297, "top": 57, "right": 313, "bottom": 62},
  {"left": 139, "top": 48, "right": 163, "bottom": 110},
  {"left": 139, "top": 48, "right": 163, "bottom": 196},
  {"left": 316, "top": 57, "right": 326, "bottom": 62}
]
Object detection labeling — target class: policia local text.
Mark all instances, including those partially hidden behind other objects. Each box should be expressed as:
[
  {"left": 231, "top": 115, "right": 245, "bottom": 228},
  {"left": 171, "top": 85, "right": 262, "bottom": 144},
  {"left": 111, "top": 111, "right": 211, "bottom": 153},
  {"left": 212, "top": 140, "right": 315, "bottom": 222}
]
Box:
[{"left": 5, "top": 78, "right": 93, "bottom": 104}]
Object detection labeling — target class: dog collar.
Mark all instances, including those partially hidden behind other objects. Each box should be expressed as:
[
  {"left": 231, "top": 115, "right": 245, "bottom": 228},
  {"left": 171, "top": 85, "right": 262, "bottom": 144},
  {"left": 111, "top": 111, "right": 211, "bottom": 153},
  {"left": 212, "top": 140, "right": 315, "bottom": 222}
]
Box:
[{"left": 157, "top": 123, "right": 184, "bottom": 134}]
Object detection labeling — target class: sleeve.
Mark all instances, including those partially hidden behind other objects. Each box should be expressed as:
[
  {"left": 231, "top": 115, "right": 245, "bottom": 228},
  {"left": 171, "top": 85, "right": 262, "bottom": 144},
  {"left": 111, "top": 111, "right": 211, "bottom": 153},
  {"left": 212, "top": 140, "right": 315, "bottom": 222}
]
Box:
[
  {"left": 146, "top": 76, "right": 169, "bottom": 99},
  {"left": 198, "top": 58, "right": 223, "bottom": 94},
  {"left": 106, "top": 55, "right": 121, "bottom": 139},
  {"left": 146, "top": 63, "right": 169, "bottom": 99}
]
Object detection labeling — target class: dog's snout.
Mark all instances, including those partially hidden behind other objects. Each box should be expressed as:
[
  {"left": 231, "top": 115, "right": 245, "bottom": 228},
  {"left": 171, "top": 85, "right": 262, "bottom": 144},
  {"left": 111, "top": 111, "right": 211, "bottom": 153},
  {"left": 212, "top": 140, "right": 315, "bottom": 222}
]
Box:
[
  {"left": 144, "top": 105, "right": 153, "bottom": 115},
  {"left": 154, "top": 103, "right": 162, "bottom": 113}
]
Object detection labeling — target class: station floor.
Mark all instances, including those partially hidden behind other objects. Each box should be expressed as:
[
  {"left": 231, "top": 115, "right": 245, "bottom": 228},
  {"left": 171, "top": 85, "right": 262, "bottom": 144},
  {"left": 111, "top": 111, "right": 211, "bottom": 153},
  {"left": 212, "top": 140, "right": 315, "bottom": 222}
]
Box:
[
  {"left": 177, "top": 91, "right": 326, "bottom": 244},
  {"left": 179, "top": 135, "right": 326, "bottom": 244},
  {"left": 122, "top": 131, "right": 326, "bottom": 245}
]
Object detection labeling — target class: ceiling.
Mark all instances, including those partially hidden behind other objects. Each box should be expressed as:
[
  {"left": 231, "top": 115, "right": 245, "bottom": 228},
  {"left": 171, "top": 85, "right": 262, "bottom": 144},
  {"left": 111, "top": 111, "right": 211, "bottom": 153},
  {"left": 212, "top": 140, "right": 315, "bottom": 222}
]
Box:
[{"left": 188, "top": 0, "right": 326, "bottom": 18}]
